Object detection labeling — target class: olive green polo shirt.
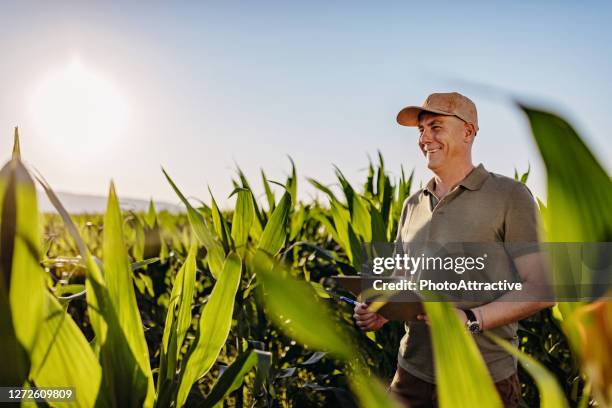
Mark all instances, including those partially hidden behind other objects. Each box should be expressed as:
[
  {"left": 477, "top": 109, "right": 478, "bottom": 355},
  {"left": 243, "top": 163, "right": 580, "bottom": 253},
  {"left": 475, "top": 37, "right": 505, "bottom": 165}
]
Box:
[{"left": 395, "top": 163, "right": 540, "bottom": 383}]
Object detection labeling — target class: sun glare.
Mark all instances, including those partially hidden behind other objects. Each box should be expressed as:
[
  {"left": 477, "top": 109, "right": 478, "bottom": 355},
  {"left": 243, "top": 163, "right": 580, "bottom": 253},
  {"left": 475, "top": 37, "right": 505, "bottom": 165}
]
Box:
[{"left": 29, "top": 59, "right": 128, "bottom": 156}]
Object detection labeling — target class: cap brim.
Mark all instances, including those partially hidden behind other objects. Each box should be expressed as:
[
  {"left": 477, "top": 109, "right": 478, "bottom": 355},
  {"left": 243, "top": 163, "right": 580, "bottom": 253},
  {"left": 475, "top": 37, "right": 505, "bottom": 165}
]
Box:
[{"left": 396, "top": 106, "right": 455, "bottom": 127}]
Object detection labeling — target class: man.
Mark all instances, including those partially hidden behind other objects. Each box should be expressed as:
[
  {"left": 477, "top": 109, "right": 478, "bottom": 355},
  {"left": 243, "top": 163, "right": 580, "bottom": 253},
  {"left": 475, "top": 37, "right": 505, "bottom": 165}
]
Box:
[{"left": 353, "top": 92, "right": 554, "bottom": 407}]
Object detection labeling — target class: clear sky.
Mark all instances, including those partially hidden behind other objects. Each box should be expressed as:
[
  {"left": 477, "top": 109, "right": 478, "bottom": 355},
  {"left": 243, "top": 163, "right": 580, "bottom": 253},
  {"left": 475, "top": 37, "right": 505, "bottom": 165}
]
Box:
[{"left": 1, "top": 1, "right": 610, "bottom": 208}]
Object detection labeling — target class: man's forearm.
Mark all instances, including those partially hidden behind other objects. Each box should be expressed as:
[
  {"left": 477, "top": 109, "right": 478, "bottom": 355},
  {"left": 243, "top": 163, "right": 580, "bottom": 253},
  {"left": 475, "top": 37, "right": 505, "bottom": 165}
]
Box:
[
  {"left": 473, "top": 252, "right": 555, "bottom": 330},
  {"left": 473, "top": 300, "right": 554, "bottom": 331}
]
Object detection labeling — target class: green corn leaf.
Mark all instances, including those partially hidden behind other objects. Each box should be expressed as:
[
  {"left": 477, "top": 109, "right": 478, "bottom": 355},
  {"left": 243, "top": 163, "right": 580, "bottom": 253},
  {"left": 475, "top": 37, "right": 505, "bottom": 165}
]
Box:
[
  {"left": 0, "top": 130, "right": 45, "bottom": 359},
  {"left": 536, "top": 197, "right": 547, "bottom": 217},
  {"left": 0, "top": 131, "right": 106, "bottom": 405},
  {"left": 254, "top": 250, "right": 353, "bottom": 360},
  {"left": 488, "top": 332, "right": 568, "bottom": 408},
  {"left": 235, "top": 165, "right": 251, "bottom": 190},
  {"left": 0, "top": 278, "right": 24, "bottom": 392},
  {"left": 196, "top": 202, "right": 213, "bottom": 218},
  {"left": 380, "top": 174, "right": 393, "bottom": 224},
  {"left": 329, "top": 199, "right": 351, "bottom": 255},
  {"left": 261, "top": 169, "right": 275, "bottom": 213},
  {"left": 174, "top": 243, "right": 198, "bottom": 355},
  {"left": 311, "top": 211, "right": 341, "bottom": 246},
  {"left": 177, "top": 252, "right": 242, "bottom": 407},
  {"left": 370, "top": 205, "right": 387, "bottom": 243},
  {"left": 520, "top": 163, "right": 531, "bottom": 184},
  {"left": 282, "top": 241, "right": 348, "bottom": 267},
  {"left": 351, "top": 194, "right": 371, "bottom": 242},
  {"left": 132, "top": 214, "right": 145, "bottom": 262},
  {"left": 307, "top": 178, "right": 338, "bottom": 202},
  {"left": 253, "top": 348, "right": 272, "bottom": 398},
  {"left": 376, "top": 150, "right": 385, "bottom": 198},
  {"left": 104, "top": 182, "right": 155, "bottom": 406},
  {"left": 349, "top": 369, "right": 400, "bottom": 408},
  {"left": 158, "top": 241, "right": 198, "bottom": 401},
  {"left": 424, "top": 301, "right": 502, "bottom": 408},
  {"left": 34, "top": 173, "right": 108, "bottom": 344},
  {"left": 30, "top": 291, "right": 110, "bottom": 407},
  {"left": 334, "top": 165, "right": 355, "bottom": 211},
  {"left": 258, "top": 192, "right": 291, "bottom": 256},
  {"left": 37, "top": 174, "right": 150, "bottom": 407},
  {"left": 520, "top": 103, "right": 611, "bottom": 324},
  {"left": 143, "top": 201, "right": 162, "bottom": 260},
  {"left": 161, "top": 241, "right": 197, "bottom": 376},
  {"left": 54, "top": 284, "right": 87, "bottom": 300},
  {"left": 201, "top": 350, "right": 258, "bottom": 408},
  {"left": 330, "top": 198, "right": 364, "bottom": 270},
  {"left": 236, "top": 165, "right": 266, "bottom": 232},
  {"left": 289, "top": 204, "right": 306, "bottom": 241},
  {"left": 347, "top": 223, "right": 364, "bottom": 271},
  {"left": 231, "top": 188, "right": 254, "bottom": 251},
  {"left": 391, "top": 167, "right": 413, "bottom": 238},
  {"left": 135, "top": 272, "right": 154, "bottom": 297},
  {"left": 397, "top": 166, "right": 413, "bottom": 207},
  {"left": 163, "top": 168, "right": 225, "bottom": 278},
  {"left": 250, "top": 210, "right": 264, "bottom": 242},
  {"left": 286, "top": 156, "right": 298, "bottom": 206},
  {"left": 520, "top": 104, "right": 612, "bottom": 243},
  {"left": 0, "top": 129, "right": 43, "bottom": 386},
  {"left": 145, "top": 199, "right": 157, "bottom": 228},
  {"left": 131, "top": 258, "right": 160, "bottom": 272},
  {"left": 209, "top": 188, "right": 232, "bottom": 252},
  {"left": 364, "top": 158, "right": 375, "bottom": 197},
  {"left": 156, "top": 318, "right": 180, "bottom": 408}
]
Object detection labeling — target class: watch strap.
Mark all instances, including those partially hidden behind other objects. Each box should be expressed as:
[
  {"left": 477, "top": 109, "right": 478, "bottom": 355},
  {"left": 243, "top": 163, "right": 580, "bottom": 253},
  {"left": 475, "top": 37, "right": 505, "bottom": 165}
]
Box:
[{"left": 463, "top": 309, "right": 477, "bottom": 323}]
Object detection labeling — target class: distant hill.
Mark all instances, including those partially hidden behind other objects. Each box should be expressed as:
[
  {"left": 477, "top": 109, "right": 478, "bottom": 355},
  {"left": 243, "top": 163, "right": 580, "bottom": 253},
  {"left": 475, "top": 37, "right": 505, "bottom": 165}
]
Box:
[{"left": 37, "top": 191, "right": 182, "bottom": 214}]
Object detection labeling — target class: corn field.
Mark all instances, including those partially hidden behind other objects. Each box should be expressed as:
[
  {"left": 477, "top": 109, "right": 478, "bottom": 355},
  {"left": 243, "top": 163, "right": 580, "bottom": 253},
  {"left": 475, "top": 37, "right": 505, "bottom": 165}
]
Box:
[{"left": 0, "top": 102, "right": 610, "bottom": 407}]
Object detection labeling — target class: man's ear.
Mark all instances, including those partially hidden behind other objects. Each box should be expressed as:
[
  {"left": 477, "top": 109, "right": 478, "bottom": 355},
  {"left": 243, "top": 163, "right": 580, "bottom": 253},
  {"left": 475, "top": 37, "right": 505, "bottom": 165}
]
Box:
[{"left": 464, "top": 123, "right": 476, "bottom": 143}]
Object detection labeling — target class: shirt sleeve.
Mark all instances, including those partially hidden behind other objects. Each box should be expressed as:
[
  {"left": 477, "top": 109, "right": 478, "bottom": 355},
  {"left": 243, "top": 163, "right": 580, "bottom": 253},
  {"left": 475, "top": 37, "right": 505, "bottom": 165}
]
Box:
[{"left": 504, "top": 182, "right": 541, "bottom": 258}]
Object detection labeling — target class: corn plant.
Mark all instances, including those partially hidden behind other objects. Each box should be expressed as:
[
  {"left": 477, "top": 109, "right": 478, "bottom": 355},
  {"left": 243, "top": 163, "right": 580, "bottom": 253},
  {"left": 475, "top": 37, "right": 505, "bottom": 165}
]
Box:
[
  {"left": 0, "top": 131, "right": 267, "bottom": 407},
  {"left": 0, "top": 95, "right": 609, "bottom": 407}
]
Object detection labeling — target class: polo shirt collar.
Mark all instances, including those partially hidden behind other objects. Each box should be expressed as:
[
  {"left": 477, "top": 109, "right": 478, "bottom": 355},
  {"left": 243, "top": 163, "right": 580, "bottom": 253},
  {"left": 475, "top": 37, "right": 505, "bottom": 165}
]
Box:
[
  {"left": 460, "top": 163, "right": 489, "bottom": 191},
  {"left": 423, "top": 163, "right": 489, "bottom": 195},
  {"left": 424, "top": 178, "right": 436, "bottom": 196}
]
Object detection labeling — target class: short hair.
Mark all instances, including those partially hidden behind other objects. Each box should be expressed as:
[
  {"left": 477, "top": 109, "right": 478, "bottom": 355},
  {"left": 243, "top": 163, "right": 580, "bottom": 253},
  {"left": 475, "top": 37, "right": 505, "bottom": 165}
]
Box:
[{"left": 417, "top": 111, "right": 431, "bottom": 123}]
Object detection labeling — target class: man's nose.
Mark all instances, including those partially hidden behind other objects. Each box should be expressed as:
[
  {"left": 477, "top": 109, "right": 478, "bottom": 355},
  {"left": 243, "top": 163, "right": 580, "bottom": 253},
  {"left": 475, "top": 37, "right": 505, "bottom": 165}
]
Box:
[{"left": 419, "top": 129, "right": 433, "bottom": 145}]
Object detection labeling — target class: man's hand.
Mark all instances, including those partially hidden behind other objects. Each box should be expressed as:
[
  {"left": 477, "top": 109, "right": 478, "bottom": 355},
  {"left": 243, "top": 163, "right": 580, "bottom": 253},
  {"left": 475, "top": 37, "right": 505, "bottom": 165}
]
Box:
[{"left": 353, "top": 303, "right": 388, "bottom": 331}]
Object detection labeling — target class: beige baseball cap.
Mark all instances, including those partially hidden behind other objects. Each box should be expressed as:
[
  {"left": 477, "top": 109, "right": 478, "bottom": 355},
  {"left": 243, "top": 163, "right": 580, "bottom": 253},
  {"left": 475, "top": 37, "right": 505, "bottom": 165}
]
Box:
[{"left": 396, "top": 92, "right": 479, "bottom": 131}]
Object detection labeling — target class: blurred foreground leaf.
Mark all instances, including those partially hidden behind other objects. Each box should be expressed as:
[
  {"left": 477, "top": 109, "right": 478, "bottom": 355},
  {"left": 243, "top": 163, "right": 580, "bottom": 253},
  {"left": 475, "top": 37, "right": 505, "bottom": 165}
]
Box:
[
  {"left": 255, "top": 250, "right": 353, "bottom": 360},
  {"left": 564, "top": 297, "right": 612, "bottom": 406},
  {"left": 348, "top": 370, "right": 400, "bottom": 408},
  {"left": 0, "top": 128, "right": 45, "bottom": 385},
  {"left": 488, "top": 332, "right": 568, "bottom": 408},
  {"left": 424, "top": 301, "right": 502, "bottom": 408},
  {"left": 30, "top": 292, "right": 108, "bottom": 407},
  {"left": 521, "top": 104, "right": 611, "bottom": 406}
]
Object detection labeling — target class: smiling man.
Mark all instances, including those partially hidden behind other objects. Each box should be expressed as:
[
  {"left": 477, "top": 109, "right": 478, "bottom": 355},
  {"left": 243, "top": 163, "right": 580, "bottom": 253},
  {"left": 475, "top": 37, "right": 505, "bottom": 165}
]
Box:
[{"left": 353, "top": 92, "right": 554, "bottom": 407}]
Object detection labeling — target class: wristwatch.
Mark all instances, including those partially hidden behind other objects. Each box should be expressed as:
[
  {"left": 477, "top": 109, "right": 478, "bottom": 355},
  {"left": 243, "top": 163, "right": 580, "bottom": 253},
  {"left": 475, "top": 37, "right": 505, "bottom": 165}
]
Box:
[{"left": 463, "top": 309, "right": 482, "bottom": 334}]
